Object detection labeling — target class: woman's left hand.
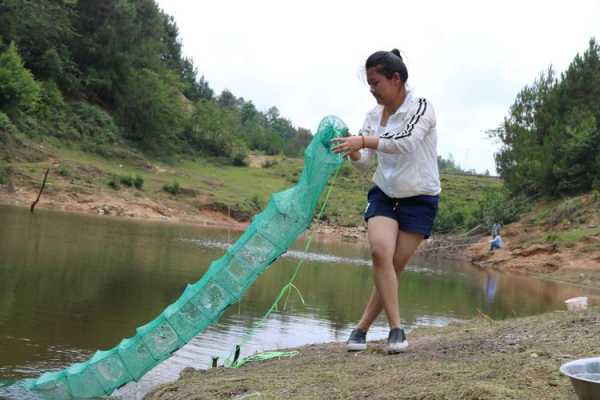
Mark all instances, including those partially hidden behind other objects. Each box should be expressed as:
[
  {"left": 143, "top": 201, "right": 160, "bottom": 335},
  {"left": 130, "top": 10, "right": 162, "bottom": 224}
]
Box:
[{"left": 331, "top": 136, "right": 363, "bottom": 154}]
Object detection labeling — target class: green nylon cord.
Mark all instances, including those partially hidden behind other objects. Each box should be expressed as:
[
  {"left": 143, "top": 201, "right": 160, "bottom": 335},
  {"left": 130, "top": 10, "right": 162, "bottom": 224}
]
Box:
[
  {"left": 223, "top": 163, "right": 344, "bottom": 368},
  {"left": 233, "top": 351, "right": 300, "bottom": 368}
]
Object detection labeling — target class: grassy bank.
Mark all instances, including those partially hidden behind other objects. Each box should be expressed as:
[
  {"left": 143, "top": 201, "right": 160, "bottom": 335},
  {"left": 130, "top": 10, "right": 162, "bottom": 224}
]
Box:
[
  {"left": 0, "top": 132, "right": 502, "bottom": 230},
  {"left": 144, "top": 309, "right": 598, "bottom": 400}
]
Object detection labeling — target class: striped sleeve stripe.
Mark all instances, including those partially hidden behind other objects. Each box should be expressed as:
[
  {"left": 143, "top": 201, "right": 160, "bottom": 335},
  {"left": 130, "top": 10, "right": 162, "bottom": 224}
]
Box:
[
  {"left": 393, "top": 98, "right": 427, "bottom": 139},
  {"left": 380, "top": 99, "right": 424, "bottom": 139},
  {"left": 398, "top": 98, "right": 425, "bottom": 136},
  {"left": 380, "top": 131, "right": 395, "bottom": 139}
]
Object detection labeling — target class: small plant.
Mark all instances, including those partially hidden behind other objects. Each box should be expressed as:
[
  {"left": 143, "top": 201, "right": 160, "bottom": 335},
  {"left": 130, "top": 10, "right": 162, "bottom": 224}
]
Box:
[
  {"left": 119, "top": 175, "right": 134, "bottom": 187},
  {"left": 232, "top": 152, "right": 248, "bottom": 166},
  {"left": 58, "top": 165, "right": 71, "bottom": 177},
  {"left": 163, "top": 181, "right": 180, "bottom": 195},
  {"left": 262, "top": 159, "right": 278, "bottom": 168},
  {"left": 107, "top": 176, "right": 120, "bottom": 190},
  {"left": 0, "top": 166, "right": 7, "bottom": 185},
  {"left": 133, "top": 175, "right": 144, "bottom": 190},
  {"left": 0, "top": 111, "right": 16, "bottom": 134},
  {"left": 339, "top": 163, "right": 353, "bottom": 177},
  {"left": 250, "top": 194, "right": 263, "bottom": 211}
]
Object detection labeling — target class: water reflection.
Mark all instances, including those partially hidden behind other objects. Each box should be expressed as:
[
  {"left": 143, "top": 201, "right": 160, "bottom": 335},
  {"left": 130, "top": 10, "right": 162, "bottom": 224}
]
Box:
[{"left": 1, "top": 205, "right": 599, "bottom": 399}]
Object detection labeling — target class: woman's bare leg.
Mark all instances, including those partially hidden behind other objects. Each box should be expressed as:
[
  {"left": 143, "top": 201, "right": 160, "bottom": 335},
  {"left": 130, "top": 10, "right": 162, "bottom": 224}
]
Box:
[
  {"left": 357, "top": 217, "right": 400, "bottom": 329},
  {"left": 357, "top": 229, "right": 424, "bottom": 331}
]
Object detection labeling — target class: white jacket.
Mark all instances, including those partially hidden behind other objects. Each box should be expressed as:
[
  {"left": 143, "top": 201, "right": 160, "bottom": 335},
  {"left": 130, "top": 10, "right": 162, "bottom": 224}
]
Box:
[{"left": 351, "top": 90, "right": 441, "bottom": 198}]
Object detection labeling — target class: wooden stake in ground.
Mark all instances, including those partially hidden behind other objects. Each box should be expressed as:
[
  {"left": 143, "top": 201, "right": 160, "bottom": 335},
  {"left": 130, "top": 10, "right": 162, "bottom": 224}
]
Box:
[{"left": 30, "top": 168, "right": 50, "bottom": 213}]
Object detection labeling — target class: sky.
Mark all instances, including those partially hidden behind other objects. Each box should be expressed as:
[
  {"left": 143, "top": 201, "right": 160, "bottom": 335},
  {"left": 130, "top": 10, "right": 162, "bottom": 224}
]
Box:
[{"left": 156, "top": 0, "right": 600, "bottom": 174}]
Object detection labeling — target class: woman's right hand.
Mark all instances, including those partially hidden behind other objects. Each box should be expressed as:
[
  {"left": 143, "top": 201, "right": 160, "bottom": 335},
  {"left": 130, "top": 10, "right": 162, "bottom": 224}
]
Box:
[{"left": 331, "top": 135, "right": 364, "bottom": 155}]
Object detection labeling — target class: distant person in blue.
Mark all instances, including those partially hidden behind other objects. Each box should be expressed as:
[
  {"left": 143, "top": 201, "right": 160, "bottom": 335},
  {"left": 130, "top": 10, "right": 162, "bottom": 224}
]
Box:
[
  {"left": 331, "top": 49, "right": 440, "bottom": 354},
  {"left": 489, "top": 234, "right": 502, "bottom": 251}
]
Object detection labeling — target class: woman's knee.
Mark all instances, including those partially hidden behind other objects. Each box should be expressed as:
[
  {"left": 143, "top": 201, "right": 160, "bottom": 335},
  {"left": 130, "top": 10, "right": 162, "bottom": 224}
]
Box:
[
  {"left": 392, "top": 254, "right": 410, "bottom": 273},
  {"left": 370, "top": 244, "right": 394, "bottom": 267}
]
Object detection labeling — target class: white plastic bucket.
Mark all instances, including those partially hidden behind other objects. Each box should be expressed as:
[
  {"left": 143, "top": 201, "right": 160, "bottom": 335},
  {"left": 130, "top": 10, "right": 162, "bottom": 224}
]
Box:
[{"left": 565, "top": 297, "right": 588, "bottom": 312}]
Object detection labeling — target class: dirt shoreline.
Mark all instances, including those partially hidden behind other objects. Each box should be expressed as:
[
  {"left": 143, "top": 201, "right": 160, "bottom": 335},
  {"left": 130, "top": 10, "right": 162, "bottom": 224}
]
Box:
[
  {"left": 464, "top": 224, "right": 600, "bottom": 290},
  {"left": 0, "top": 187, "right": 368, "bottom": 243},
  {"left": 142, "top": 309, "right": 599, "bottom": 400}
]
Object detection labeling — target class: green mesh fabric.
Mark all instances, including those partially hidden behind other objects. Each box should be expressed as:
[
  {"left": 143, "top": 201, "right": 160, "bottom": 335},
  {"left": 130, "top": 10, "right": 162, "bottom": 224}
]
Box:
[{"left": 17, "top": 116, "right": 348, "bottom": 399}]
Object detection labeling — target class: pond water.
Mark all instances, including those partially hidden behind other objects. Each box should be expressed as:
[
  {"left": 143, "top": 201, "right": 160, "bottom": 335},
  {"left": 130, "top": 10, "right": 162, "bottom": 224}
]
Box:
[{"left": 0, "top": 205, "right": 597, "bottom": 399}]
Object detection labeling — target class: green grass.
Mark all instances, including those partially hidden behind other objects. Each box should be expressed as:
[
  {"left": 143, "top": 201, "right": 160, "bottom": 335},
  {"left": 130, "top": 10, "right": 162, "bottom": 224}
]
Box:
[
  {"left": 2, "top": 136, "right": 505, "bottom": 229},
  {"left": 548, "top": 226, "right": 600, "bottom": 244}
]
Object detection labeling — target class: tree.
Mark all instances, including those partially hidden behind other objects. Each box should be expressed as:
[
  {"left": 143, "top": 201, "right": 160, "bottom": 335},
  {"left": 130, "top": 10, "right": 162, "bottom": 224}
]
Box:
[
  {"left": 0, "top": 42, "right": 41, "bottom": 116},
  {"left": 265, "top": 106, "right": 280, "bottom": 123},
  {"left": 197, "top": 75, "right": 213, "bottom": 100},
  {"left": 75, "top": 0, "right": 168, "bottom": 105},
  {"left": 118, "top": 68, "right": 185, "bottom": 151},
  {"left": 491, "top": 68, "right": 557, "bottom": 195},
  {"left": 240, "top": 101, "right": 258, "bottom": 125},
  {"left": 218, "top": 89, "right": 238, "bottom": 108},
  {"left": 0, "top": 0, "right": 80, "bottom": 92},
  {"left": 491, "top": 38, "right": 600, "bottom": 197}
]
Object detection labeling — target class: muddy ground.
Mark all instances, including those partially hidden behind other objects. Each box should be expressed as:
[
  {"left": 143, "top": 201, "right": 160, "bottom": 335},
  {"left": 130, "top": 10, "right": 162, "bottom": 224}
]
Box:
[
  {"left": 142, "top": 309, "right": 598, "bottom": 400},
  {"left": 0, "top": 187, "right": 368, "bottom": 245}
]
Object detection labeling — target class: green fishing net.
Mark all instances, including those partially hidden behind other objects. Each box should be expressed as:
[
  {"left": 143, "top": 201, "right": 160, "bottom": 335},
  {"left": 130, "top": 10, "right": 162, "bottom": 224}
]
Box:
[{"left": 15, "top": 115, "right": 348, "bottom": 399}]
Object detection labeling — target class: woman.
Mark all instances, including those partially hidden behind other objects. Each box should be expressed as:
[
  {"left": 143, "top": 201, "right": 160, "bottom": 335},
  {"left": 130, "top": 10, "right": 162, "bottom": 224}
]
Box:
[{"left": 331, "top": 49, "right": 441, "bottom": 354}]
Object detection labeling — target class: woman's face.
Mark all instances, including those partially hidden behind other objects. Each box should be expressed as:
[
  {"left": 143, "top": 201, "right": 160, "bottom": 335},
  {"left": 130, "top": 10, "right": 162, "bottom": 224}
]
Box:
[{"left": 366, "top": 67, "right": 403, "bottom": 106}]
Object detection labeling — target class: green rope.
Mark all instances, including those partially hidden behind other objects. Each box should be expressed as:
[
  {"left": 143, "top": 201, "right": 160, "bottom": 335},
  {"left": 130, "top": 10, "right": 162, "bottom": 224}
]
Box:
[
  {"left": 222, "top": 163, "right": 343, "bottom": 368},
  {"left": 233, "top": 351, "right": 300, "bottom": 368}
]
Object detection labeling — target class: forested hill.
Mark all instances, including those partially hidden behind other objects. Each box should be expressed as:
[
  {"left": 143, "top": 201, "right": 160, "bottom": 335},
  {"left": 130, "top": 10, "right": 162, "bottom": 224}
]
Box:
[
  {"left": 0, "top": 0, "right": 312, "bottom": 162},
  {"left": 490, "top": 39, "right": 600, "bottom": 198}
]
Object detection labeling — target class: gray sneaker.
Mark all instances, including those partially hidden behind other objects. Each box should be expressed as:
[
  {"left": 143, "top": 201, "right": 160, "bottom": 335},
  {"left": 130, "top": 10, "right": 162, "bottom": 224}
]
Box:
[
  {"left": 346, "top": 328, "right": 367, "bottom": 351},
  {"left": 387, "top": 328, "right": 408, "bottom": 354}
]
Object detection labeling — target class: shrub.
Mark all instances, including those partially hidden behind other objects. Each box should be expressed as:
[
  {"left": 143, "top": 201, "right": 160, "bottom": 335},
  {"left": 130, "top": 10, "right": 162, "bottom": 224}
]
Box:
[
  {"left": 0, "top": 166, "right": 9, "bottom": 184},
  {"left": 250, "top": 194, "right": 263, "bottom": 211},
  {"left": 119, "top": 175, "right": 134, "bottom": 187},
  {"left": 0, "top": 42, "right": 41, "bottom": 115},
  {"left": 116, "top": 174, "right": 143, "bottom": 189},
  {"left": 118, "top": 68, "right": 185, "bottom": 151},
  {"left": 107, "top": 176, "right": 120, "bottom": 190},
  {"left": 230, "top": 142, "right": 248, "bottom": 166},
  {"left": 262, "top": 159, "right": 278, "bottom": 168},
  {"left": 0, "top": 111, "right": 16, "bottom": 135},
  {"left": 232, "top": 152, "right": 248, "bottom": 166},
  {"left": 58, "top": 165, "right": 71, "bottom": 177},
  {"left": 133, "top": 175, "right": 144, "bottom": 190},
  {"left": 70, "top": 102, "right": 119, "bottom": 145},
  {"left": 163, "top": 181, "right": 180, "bottom": 195},
  {"left": 339, "top": 163, "right": 353, "bottom": 177},
  {"left": 434, "top": 204, "right": 467, "bottom": 233},
  {"left": 37, "top": 81, "right": 65, "bottom": 121},
  {"left": 11, "top": 113, "right": 42, "bottom": 137},
  {"left": 476, "top": 188, "right": 528, "bottom": 227}
]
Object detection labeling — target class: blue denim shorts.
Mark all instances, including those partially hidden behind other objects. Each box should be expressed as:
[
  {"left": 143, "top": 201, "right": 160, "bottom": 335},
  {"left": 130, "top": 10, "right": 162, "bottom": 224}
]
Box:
[{"left": 363, "top": 186, "right": 439, "bottom": 238}]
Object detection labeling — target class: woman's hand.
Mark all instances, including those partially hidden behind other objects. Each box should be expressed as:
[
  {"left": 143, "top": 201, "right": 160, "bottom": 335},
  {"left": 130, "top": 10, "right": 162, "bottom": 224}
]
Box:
[{"left": 331, "top": 136, "right": 364, "bottom": 154}]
